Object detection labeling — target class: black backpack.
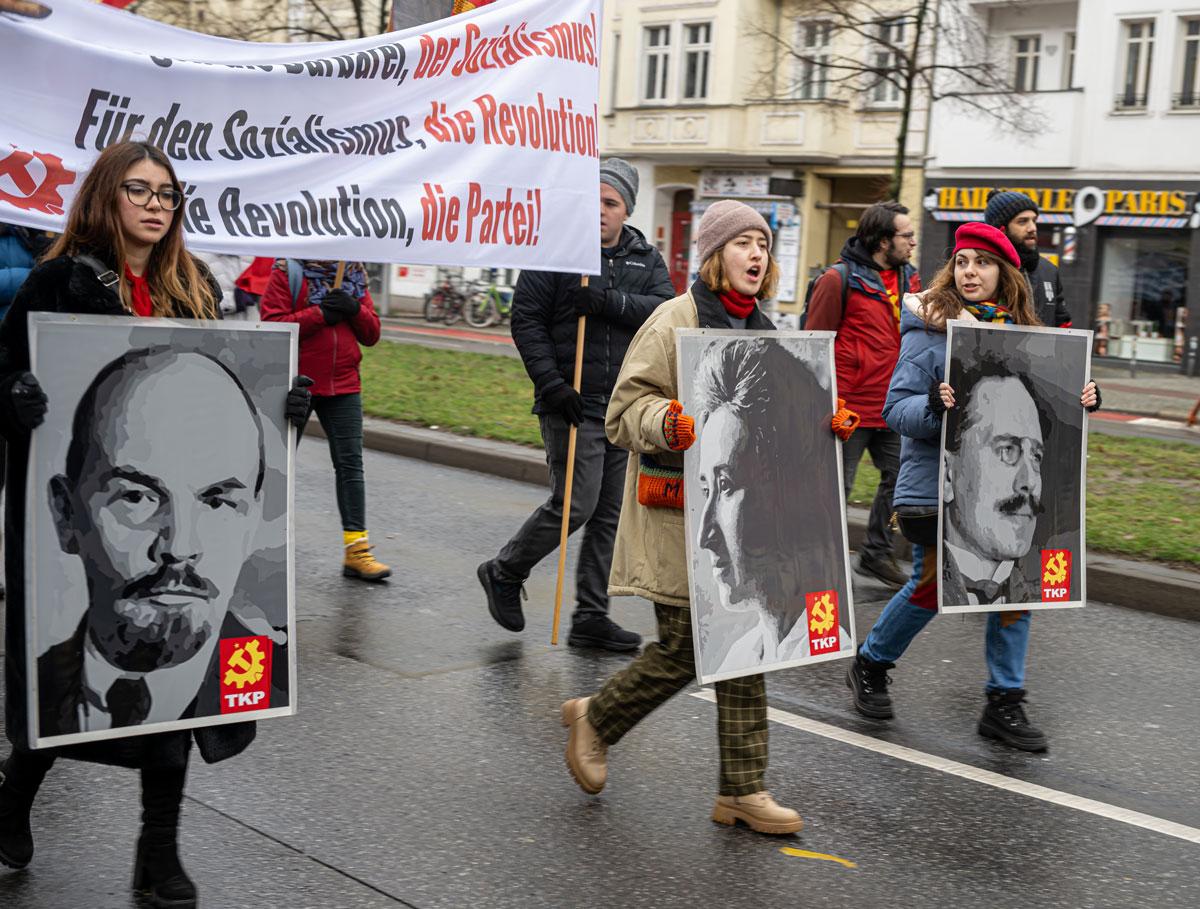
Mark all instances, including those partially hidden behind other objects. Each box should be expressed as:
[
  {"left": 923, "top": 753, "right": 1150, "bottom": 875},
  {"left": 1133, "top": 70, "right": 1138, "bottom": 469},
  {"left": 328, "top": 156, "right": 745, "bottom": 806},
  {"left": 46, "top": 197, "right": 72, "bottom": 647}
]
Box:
[{"left": 798, "top": 262, "right": 849, "bottom": 329}]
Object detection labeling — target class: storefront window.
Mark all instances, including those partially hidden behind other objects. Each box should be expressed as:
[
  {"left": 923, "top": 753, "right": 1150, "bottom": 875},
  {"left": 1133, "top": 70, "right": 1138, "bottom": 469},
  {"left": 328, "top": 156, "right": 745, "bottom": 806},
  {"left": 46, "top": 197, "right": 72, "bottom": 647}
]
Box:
[{"left": 1095, "top": 229, "right": 1189, "bottom": 362}]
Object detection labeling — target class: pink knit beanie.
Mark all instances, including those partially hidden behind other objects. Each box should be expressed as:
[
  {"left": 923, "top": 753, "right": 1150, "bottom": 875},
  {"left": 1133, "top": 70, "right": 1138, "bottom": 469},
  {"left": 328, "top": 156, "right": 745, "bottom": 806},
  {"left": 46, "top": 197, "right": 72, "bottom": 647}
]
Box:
[{"left": 696, "top": 200, "right": 773, "bottom": 263}]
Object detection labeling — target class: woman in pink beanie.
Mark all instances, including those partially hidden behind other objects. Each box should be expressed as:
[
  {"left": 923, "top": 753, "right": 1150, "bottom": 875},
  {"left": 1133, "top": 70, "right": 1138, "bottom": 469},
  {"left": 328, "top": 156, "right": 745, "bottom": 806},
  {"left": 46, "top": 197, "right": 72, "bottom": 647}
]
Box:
[
  {"left": 845, "top": 221, "right": 1098, "bottom": 753},
  {"left": 557, "top": 200, "right": 855, "bottom": 837}
]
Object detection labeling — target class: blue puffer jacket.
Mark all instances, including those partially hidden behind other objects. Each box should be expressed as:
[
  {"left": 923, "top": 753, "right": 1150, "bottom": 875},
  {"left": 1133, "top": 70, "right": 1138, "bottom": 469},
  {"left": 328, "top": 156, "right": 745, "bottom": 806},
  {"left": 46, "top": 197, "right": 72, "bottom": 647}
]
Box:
[
  {"left": 883, "top": 294, "right": 979, "bottom": 506},
  {"left": 0, "top": 227, "right": 39, "bottom": 317}
]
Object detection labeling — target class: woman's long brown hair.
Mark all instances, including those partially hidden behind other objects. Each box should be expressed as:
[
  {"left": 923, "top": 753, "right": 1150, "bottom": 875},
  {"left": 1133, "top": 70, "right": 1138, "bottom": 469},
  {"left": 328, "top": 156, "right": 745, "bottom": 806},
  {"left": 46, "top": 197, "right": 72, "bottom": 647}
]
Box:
[
  {"left": 918, "top": 253, "right": 1039, "bottom": 328},
  {"left": 45, "top": 141, "right": 217, "bottom": 319}
]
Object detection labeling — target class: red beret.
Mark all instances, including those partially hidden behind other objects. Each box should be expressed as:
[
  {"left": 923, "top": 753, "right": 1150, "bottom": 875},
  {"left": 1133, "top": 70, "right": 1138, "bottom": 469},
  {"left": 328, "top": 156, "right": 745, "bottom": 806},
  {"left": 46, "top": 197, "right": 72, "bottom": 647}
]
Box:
[{"left": 952, "top": 222, "right": 1021, "bottom": 270}]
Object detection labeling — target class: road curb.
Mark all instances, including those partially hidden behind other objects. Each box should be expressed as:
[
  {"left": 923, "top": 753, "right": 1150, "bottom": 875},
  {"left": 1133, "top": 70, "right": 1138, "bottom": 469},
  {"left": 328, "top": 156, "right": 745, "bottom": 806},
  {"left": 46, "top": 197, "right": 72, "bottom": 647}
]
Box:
[{"left": 318, "top": 417, "right": 1200, "bottom": 622}]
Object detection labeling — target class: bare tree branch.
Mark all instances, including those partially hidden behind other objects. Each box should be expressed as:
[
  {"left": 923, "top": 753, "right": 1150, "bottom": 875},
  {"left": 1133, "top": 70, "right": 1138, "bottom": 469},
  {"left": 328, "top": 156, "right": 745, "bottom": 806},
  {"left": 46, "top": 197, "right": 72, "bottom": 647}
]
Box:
[{"left": 750, "top": 1, "right": 1051, "bottom": 197}]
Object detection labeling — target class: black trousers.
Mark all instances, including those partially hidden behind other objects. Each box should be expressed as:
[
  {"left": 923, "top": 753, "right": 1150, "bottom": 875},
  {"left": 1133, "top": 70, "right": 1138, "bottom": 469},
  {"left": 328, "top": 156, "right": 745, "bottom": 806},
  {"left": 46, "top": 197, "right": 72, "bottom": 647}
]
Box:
[{"left": 495, "top": 414, "right": 626, "bottom": 622}]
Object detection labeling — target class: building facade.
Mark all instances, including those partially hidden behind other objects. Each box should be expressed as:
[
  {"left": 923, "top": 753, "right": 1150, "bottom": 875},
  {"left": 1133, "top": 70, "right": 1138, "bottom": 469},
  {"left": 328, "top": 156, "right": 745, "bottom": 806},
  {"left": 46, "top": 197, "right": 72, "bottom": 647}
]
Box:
[
  {"left": 922, "top": 0, "right": 1200, "bottom": 371},
  {"left": 599, "top": 0, "right": 928, "bottom": 314}
]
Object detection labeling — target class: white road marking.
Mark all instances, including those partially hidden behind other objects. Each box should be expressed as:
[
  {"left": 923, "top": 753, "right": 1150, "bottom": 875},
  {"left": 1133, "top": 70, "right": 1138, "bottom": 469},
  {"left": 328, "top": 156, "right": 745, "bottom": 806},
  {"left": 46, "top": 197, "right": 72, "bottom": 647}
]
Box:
[{"left": 689, "top": 689, "right": 1200, "bottom": 845}]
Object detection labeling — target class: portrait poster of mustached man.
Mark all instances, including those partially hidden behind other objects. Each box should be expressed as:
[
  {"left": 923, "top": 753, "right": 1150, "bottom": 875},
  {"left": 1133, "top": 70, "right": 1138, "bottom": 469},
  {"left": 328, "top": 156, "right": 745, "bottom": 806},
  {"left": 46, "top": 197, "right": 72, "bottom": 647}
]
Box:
[
  {"left": 677, "top": 331, "right": 855, "bottom": 685},
  {"left": 25, "top": 314, "right": 297, "bottom": 748},
  {"left": 938, "top": 322, "right": 1092, "bottom": 614}
]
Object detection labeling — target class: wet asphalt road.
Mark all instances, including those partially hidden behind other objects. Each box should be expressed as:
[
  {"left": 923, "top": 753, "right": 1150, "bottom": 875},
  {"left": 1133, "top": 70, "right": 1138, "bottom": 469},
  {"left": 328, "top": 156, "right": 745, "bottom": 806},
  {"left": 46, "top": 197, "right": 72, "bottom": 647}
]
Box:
[{"left": 1, "top": 444, "right": 1197, "bottom": 909}]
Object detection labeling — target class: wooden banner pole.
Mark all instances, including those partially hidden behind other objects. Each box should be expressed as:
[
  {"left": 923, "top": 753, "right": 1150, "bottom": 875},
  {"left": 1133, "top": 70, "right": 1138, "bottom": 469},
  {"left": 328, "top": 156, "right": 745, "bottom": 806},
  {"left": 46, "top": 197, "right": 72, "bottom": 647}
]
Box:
[
  {"left": 332, "top": 260, "right": 347, "bottom": 289},
  {"left": 551, "top": 277, "right": 588, "bottom": 645}
]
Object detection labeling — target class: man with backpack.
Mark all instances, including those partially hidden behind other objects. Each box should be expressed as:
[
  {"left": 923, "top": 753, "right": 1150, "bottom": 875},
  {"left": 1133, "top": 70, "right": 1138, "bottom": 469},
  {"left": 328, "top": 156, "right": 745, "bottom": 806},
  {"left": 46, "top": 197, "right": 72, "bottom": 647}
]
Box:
[
  {"left": 803, "top": 201, "right": 920, "bottom": 588},
  {"left": 259, "top": 259, "right": 392, "bottom": 582}
]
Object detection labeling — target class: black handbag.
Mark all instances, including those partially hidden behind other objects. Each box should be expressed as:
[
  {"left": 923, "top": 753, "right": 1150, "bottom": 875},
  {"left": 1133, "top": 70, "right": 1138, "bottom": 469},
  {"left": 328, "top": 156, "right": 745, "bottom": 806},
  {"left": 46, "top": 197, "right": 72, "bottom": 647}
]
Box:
[{"left": 894, "top": 504, "right": 938, "bottom": 549}]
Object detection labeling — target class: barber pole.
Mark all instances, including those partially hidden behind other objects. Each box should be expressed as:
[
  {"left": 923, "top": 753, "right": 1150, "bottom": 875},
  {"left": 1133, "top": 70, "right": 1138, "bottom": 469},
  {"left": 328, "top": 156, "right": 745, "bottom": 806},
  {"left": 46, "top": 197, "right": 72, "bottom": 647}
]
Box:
[{"left": 1061, "top": 226, "right": 1077, "bottom": 264}]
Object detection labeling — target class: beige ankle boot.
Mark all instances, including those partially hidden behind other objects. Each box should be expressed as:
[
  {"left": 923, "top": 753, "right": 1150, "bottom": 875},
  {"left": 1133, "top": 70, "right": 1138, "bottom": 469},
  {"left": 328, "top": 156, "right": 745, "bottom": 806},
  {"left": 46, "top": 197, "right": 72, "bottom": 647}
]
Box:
[
  {"left": 561, "top": 697, "right": 607, "bottom": 794},
  {"left": 712, "top": 791, "right": 803, "bottom": 835}
]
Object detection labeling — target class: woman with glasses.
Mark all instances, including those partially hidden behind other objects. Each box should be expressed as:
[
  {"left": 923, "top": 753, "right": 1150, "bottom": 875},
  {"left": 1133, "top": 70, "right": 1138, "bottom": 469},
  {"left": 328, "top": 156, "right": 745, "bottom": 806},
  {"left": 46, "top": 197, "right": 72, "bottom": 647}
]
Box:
[{"left": 0, "top": 140, "right": 310, "bottom": 908}]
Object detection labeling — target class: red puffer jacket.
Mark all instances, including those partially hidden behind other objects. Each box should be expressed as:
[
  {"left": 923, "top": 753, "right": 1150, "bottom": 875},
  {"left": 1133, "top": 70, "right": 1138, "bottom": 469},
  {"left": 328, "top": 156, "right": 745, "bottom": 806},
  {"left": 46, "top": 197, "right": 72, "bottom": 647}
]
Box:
[
  {"left": 259, "top": 262, "right": 382, "bottom": 397},
  {"left": 805, "top": 237, "right": 921, "bottom": 428}
]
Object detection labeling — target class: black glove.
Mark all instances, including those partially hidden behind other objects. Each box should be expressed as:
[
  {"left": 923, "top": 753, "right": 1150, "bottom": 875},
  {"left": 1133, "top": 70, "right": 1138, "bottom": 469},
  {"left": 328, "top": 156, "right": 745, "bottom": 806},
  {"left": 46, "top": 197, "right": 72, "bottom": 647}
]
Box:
[
  {"left": 928, "top": 379, "right": 947, "bottom": 416},
  {"left": 543, "top": 384, "right": 584, "bottom": 427},
  {"left": 319, "top": 289, "right": 361, "bottom": 325},
  {"left": 1087, "top": 381, "right": 1102, "bottom": 413},
  {"left": 286, "top": 376, "right": 313, "bottom": 429},
  {"left": 570, "top": 283, "right": 608, "bottom": 318},
  {"left": 9, "top": 372, "right": 48, "bottom": 430}
]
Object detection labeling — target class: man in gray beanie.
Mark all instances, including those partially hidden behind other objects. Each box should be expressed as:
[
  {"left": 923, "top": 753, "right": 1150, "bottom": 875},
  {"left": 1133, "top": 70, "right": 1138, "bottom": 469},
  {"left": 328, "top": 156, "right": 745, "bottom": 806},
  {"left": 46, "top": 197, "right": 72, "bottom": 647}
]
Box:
[
  {"left": 984, "top": 190, "right": 1072, "bottom": 327},
  {"left": 478, "top": 158, "right": 674, "bottom": 652}
]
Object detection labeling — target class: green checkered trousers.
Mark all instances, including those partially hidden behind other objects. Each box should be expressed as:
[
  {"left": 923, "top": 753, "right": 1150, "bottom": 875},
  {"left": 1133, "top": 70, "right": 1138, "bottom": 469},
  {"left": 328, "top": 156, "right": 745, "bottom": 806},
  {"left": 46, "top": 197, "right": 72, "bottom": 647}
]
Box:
[{"left": 587, "top": 602, "right": 768, "bottom": 796}]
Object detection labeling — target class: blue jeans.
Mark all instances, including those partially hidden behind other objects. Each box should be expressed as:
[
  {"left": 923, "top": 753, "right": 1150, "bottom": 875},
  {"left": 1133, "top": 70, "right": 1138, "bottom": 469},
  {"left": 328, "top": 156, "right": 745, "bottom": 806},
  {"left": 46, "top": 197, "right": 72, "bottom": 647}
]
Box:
[{"left": 859, "top": 544, "right": 1032, "bottom": 692}]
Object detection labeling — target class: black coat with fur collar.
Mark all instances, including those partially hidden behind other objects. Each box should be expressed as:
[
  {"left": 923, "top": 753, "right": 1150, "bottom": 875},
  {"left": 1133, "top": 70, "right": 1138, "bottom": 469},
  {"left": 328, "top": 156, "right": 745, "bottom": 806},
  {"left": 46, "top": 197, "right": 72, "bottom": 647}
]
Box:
[{"left": 0, "top": 253, "right": 251, "bottom": 768}]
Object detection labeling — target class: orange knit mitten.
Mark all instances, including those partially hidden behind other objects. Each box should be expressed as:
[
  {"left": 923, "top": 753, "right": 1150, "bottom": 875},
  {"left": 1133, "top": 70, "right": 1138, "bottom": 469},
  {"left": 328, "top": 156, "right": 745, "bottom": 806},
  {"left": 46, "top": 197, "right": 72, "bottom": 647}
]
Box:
[
  {"left": 831, "top": 398, "right": 861, "bottom": 441},
  {"left": 663, "top": 400, "right": 696, "bottom": 451}
]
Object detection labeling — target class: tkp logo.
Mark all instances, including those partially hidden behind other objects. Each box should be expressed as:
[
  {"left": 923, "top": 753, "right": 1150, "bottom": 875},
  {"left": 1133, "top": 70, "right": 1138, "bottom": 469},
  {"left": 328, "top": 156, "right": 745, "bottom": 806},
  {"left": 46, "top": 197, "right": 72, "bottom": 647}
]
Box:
[
  {"left": 805, "top": 590, "right": 841, "bottom": 656},
  {"left": 1041, "top": 550, "right": 1072, "bottom": 602},
  {"left": 219, "top": 636, "right": 273, "bottom": 714},
  {"left": 0, "top": 147, "right": 76, "bottom": 215}
]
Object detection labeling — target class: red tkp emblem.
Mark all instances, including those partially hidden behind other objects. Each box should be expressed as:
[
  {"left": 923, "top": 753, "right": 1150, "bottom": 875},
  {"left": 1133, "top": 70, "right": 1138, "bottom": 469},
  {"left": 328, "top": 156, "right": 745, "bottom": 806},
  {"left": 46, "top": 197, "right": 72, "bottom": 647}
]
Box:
[
  {"left": 1040, "top": 550, "right": 1072, "bottom": 603},
  {"left": 806, "top": 590, "right": 841, "bottom": 656},
  {"left": 219, "top": 636, "right": 273, "bottom": 714},
  {"left": 0, "top": 147, "right": 76, "bottom": 215}
]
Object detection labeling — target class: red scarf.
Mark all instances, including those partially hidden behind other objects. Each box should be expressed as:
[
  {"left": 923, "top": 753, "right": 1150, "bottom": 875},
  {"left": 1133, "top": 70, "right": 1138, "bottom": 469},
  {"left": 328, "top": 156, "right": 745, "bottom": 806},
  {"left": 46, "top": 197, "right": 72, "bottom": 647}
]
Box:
[
  {"left": 124, "top": 266, "right": 154, "bottom": 317},
  {"left": 718, "top": 289, "right": 757, "bottom": 320}
]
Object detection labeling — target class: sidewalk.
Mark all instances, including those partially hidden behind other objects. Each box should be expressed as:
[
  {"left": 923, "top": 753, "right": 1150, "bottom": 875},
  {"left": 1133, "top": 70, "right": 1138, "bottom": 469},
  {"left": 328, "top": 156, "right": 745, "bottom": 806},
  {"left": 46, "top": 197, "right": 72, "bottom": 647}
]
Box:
[
  {"left": 1091, "top": 364, "right": 1200, "bottom": 422},
  {"left": 310, "top": 416, "right": 1200, "bottom": 622}
]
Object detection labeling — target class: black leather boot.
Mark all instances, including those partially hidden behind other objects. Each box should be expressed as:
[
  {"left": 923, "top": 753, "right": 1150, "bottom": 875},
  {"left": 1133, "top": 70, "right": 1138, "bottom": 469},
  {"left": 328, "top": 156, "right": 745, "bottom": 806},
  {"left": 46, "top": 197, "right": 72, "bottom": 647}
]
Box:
[
  {"left": 0, "top": 749, "right": 54, "bottom": 870},
  {"left": 845, "top": 648, "right": 895, "bottom": 719},
  {"left": 131, "top": 764, "right": 196, "bottom": 908},
  {"left": 978, "top": 688, "right": 1048, "bottom": 752}
]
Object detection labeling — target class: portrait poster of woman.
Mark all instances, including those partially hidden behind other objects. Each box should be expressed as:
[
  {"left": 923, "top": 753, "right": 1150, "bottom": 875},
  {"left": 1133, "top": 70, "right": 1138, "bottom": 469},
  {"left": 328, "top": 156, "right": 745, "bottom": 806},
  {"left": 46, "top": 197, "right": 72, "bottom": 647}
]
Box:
[{"left": 677, "top": 330, "right": 856, "bottom": 684}]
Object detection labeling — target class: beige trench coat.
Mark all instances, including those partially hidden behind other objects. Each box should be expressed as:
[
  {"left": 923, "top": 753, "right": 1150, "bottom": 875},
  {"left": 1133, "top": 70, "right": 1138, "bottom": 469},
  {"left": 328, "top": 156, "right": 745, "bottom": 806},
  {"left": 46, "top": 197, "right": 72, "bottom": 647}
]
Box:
[{"left": 604, "top": 292, "right": 698, "bottom": 607}]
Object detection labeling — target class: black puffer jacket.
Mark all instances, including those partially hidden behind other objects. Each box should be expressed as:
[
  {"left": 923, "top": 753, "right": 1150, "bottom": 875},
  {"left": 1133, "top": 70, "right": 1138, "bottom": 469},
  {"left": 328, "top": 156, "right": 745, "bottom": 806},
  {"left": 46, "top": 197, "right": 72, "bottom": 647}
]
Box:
[
  {"left": 0, "top": 252, "right": 250, "bottom": 770},
  {"left": 1022, "top": 252, "right": 1071, "bottom": 327},
  {"left": 510, "top": 224, "right": 674, "bottom": 418}
]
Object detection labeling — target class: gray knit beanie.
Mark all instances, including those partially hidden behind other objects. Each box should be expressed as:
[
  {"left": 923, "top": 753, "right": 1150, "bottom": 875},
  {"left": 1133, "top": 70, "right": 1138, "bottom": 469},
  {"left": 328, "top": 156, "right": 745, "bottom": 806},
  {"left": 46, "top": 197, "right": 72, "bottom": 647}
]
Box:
[
  {"left": 599, "top": 158, "right": 638, "bottom": 215},
  {"left": 696, "top": 200, "right": 773, "bottom": 264},
  {"left": 984, "top": 190, "right": 1039, "bottom": 228}
]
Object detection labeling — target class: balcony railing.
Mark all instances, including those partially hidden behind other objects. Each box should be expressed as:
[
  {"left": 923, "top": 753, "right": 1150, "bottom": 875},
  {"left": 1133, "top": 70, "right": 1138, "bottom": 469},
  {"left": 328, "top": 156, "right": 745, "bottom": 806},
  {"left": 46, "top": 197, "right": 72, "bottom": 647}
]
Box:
[
  {"left": 1172, "top": 92, "right": 1200, "bottom": 110},
  {"left": 1114, "top": 92, "right": 1148, "bottom": 111}
]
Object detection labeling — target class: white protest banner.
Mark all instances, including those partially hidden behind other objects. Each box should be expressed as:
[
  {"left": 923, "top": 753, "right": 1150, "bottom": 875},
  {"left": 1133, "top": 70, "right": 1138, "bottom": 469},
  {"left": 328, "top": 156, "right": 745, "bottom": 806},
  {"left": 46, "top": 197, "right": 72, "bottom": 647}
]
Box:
[{"left": 0, "top": 0, "right": 602, "bottom": 273}]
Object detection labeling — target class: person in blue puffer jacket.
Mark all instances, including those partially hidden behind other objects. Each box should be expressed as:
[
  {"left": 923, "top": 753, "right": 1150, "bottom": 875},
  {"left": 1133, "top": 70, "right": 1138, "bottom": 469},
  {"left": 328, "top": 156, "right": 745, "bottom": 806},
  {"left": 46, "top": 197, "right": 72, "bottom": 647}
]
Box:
[{"left": 844, "top": 222, "right": 1100, "bottom": 752}]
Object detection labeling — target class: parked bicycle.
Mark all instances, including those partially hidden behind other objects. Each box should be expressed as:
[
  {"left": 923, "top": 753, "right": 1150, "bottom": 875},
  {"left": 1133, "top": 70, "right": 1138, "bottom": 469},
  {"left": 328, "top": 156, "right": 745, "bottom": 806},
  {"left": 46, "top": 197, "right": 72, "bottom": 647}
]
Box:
[
  {"left": 424, "top": 268, "right": 469, "bottom": 325},
  {"left": 463, "top": 280, "right": 514, "bottom": 328}
]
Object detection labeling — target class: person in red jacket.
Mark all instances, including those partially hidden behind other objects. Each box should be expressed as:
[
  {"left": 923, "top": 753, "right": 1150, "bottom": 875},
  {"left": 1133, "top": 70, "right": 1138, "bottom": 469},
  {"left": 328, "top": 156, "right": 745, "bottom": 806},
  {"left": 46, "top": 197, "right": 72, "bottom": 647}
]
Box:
[
  {"left": 259, "top": 259, "right": 391, "bottom": 581},
  {"left": 805, "top": 201, "right": 920, "bottom": 588}
]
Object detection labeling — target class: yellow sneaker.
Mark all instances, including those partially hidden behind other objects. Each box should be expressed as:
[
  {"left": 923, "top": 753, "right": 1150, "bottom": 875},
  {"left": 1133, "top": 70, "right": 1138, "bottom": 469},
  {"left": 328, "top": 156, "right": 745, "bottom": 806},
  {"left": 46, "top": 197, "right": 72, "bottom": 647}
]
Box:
[{"left": 343, "top": 540, "right": 391, "bottom": 581}]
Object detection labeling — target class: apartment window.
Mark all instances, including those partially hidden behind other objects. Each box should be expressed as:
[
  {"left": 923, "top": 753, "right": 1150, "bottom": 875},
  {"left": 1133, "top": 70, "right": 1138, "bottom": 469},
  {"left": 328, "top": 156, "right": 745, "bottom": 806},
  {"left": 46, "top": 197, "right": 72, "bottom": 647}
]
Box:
[
  {"left": 1013, "top": 35, "right": 1041, "bottom": 92},
  {"left": 797, "top": 20, "right": 832, "bottom": 100},
  {"left": 682, "top": 22, "right": 712, "bottom": 100},
  {"left": 869, "top": 18, "right": 905, "bottom": 104},
  {"left": 609, "top": 33, "right": 620, "bottom": 113},
  {"left": 643, "top": 25, "right": 671, "bottom": 102},
  {"left": 1064, "top": 32, "right": 1076, "bottom": 89},
  {"left": 1118, "top": 19, "right": 1155, "bottom": 110},
  {"left": 1177, "top": 18, "right": 1200, "bottom": 109}
]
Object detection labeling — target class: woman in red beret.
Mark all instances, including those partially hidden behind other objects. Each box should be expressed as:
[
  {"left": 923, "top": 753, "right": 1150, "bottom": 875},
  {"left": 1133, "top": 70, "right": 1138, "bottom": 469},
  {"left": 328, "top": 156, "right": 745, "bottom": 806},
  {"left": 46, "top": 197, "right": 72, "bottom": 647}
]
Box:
[{"left": 844, "top": 222, "right": 1098, "bottom": 752}]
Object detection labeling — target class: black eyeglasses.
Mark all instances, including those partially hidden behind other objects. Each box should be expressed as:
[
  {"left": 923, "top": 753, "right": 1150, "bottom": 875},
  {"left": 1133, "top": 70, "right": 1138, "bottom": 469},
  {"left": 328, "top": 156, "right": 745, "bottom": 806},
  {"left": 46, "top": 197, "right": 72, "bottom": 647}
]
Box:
[{"left": 121, "top": 182, "right": 183, "bottom": 211}]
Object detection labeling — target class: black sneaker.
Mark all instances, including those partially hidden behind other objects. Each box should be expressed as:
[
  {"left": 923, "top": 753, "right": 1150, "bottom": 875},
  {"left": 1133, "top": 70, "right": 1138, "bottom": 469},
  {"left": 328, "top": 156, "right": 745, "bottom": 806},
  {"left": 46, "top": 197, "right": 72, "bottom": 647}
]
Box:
[
  {"left": 845, "top": 648, "right": 895, "bottom": 719},
  {"left": 857, "top": 551, "right": 908, "bottom": 589},
  {"left": 978, "top": 689, "right": 1048, "bottom": 752},
  {"left": 568, "top": 616, "right": 642, "bottom": 653},
  {"left": 0, "top": 760, "right": 35, "bottom": 870},
  {"left": 478, "top": 560, "right": 526, "bottom": 632}
]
